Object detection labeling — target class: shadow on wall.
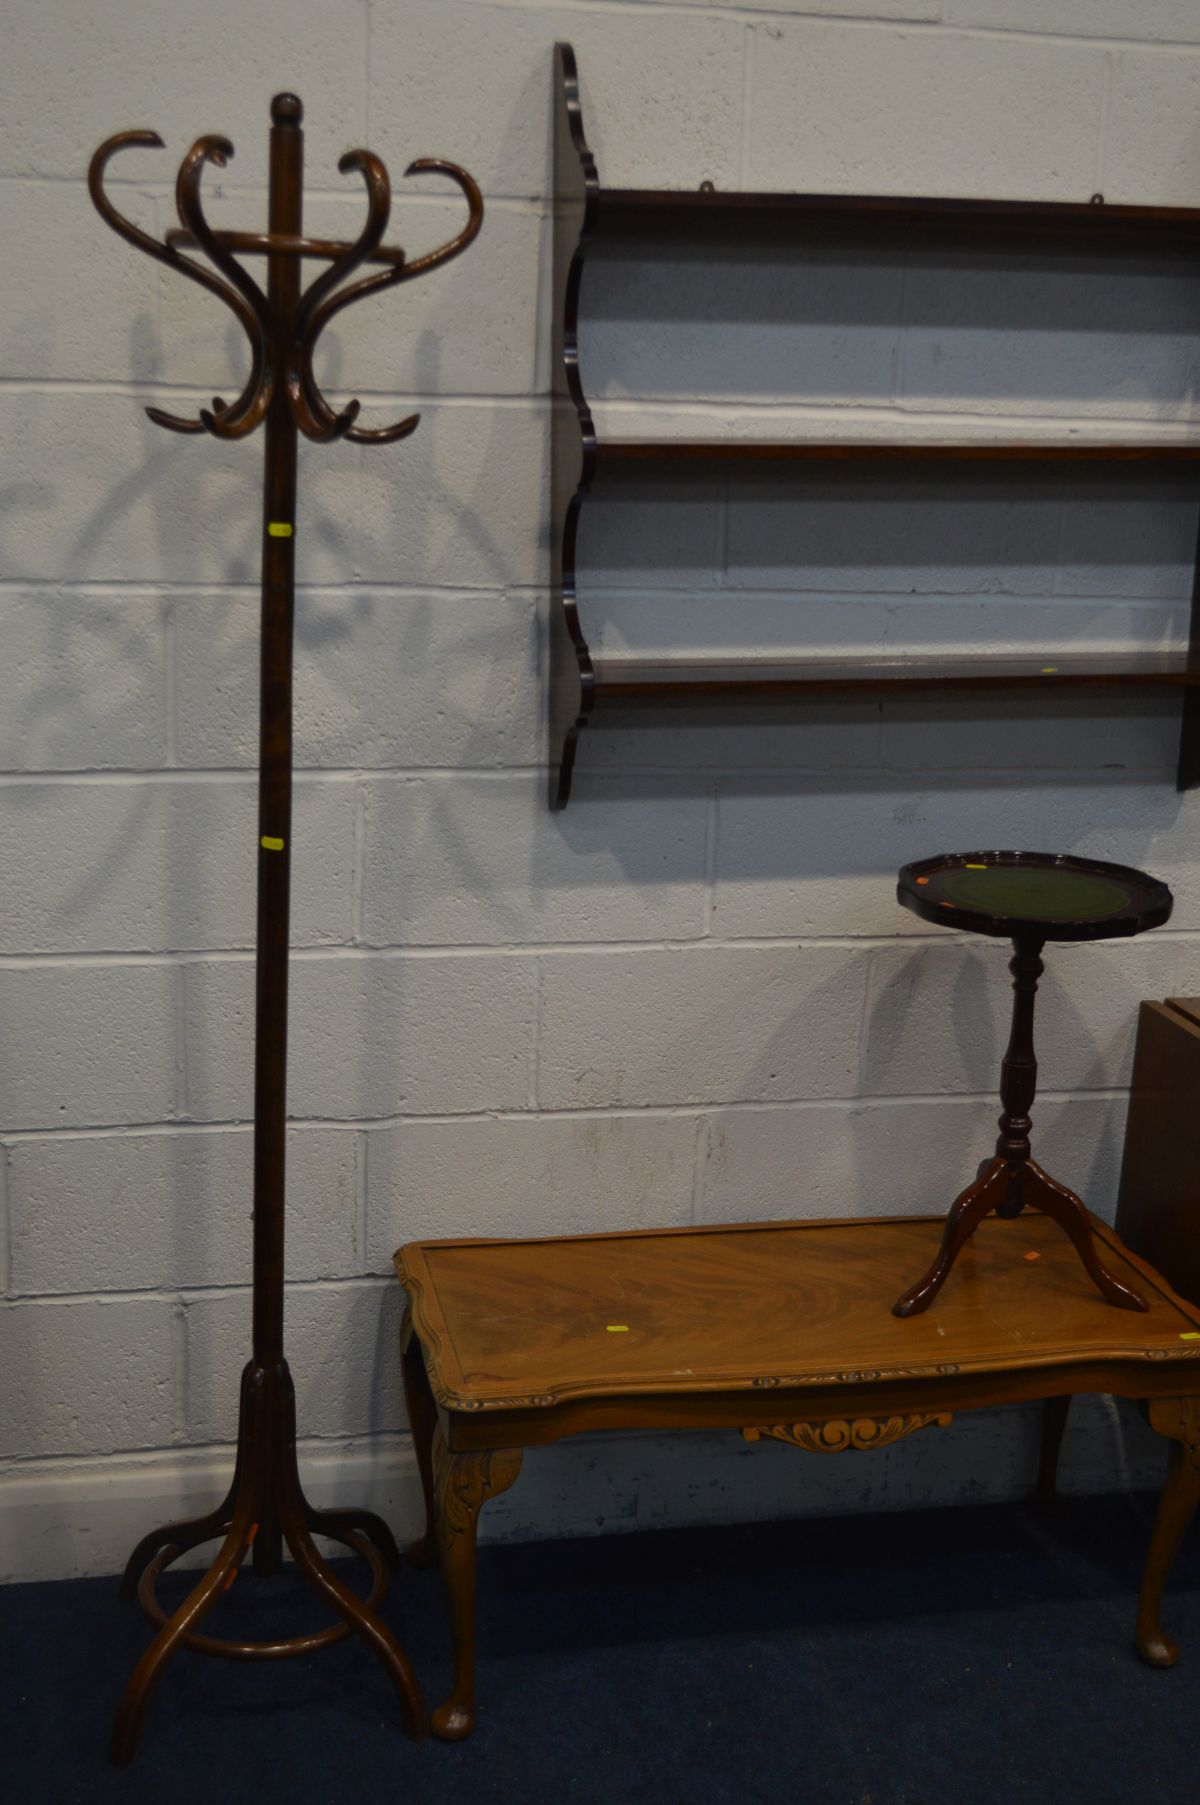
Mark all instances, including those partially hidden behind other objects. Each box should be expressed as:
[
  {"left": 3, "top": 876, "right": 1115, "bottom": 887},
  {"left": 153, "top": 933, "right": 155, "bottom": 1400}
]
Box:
[{"left": 581, "top": 240, "right": 1200, "bottom": 413}]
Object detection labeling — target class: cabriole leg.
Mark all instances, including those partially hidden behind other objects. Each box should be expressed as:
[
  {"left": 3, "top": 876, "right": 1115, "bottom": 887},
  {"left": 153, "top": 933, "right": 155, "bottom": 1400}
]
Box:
[
  {"left": 431, "top": 1430, "right": 522, "bottom": 1740},
  {"left": 1137, "top": 1396, "right": 1200, "bottom": 1667}
]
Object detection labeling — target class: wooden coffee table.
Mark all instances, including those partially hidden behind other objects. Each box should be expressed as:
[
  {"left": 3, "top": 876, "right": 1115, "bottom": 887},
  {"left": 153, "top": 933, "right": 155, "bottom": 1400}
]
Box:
[{"left": 396, "top": 1212, "right": 1200, "bottom": 1739}]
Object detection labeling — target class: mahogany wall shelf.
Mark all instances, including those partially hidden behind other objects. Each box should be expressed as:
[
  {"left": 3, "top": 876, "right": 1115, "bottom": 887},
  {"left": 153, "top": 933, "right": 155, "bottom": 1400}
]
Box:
[{"left": 549, "top": 41, "right": 1200, "bottom": 808}]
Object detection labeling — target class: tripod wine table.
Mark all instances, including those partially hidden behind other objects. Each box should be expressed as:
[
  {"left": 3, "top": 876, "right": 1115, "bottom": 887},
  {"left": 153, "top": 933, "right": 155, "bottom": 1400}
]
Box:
[{"left": 891, "top": 850, "right": 1173, "bottom": 1319}]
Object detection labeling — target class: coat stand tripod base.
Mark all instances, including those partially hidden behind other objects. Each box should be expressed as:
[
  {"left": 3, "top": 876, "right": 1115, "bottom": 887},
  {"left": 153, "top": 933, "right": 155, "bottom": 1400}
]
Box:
[
  {"left": 109, "top": 1357, "right": 419, "bottom": 1765},
  {"left": 90, "top": 93, "right": 483, "bottom": 1764},
  {"left": 888, "top": 852, "right": 1174, "bottom": 1319}
]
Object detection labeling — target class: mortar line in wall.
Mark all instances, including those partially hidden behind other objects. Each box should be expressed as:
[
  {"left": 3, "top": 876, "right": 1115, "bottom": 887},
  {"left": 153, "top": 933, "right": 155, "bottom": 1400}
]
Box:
[
  {"left": 701, "top": 784, "right": 719, "bottom": 937},
  {"left": 737, "top": 19, "right": 754, "bottom": 189},
  {"left": 0, "top": 1146, "right": 11, "bottom": 1300},
  {"left": 0, "top": 578, "right": 520, "bottom": 599},
  {"left": 172, "top": 964, "right": 190, "bottom": 1124},
  {"left": 3, "top": 923, "right": 1199, "bottom": 967},
  {"left": 933, "top": 22, "right": 1200, "bottom": 56},
  {"left": 530, "top": 961, "right": 544, "bottom": 1109},
  {"left": 0, "top": 747, "right": 1183, "bottom": 783},
  {"left": 364, "top": 0, "right": 372, "bottom": 142},
  {"left": 0, "top": 379, "right": 543, "bottom": 408},
  {"left": 475, "top": 0, "right": 944, "bottom": 30},
  {"left": 0, "top": 1434, "right": 413, "bottom": 1479},
  {"left": 0, "top": 1426, "right": 419, "bottom": 1478},
  {"left": 0, "top": 766, "right": 526, "bottom": 786},
  {"left": 0, "top": 1085, "right": 1135, "bottom": 1149},
  {"left": 689, "top": 1115, "right": 710, "bottom": 1227},
  {"left": 5, "top": 579, "right": 1187, "bottom": 610},
  {"left": 0, "top": 757, "right": 1185, "bottom": 787},
  {"left": 539, "top": 3, "right": 1200, "bottom": 56},
  {"left": 2, "top": 1273, "right": 394, "bottom": 1310},
  {"left": 0, "top": 1432, "right": 421, "bottom": 1483},
  {"left": 171, "top": 1293, "right": 189, "bottom": 1444},
  {"left": 0, "top": 747, "right": 1187, "bottom": 785},
  {"left": 351, "top": 778, "right": 367, "bottom": 945},
  {"left": 9, "top": 378, "right": 1199, "bottom": 436},
  {"left": 162, "top": 594, "right": 178, "bottom": 768},
  {"left": 355, "top": 1130, "right": 369, "bottom": 1271},
  {"left": 1094, "top": 49, "right": 1115, "bottom": 196},
  {"left": 150, "top": 193, "right": 166, "bottom": 393},
  {"left": 20, "top": 173, "right": 541, "bottom": 215},
  {"left": 855, "top": 944, "right": 878, "bottom": 1097}
]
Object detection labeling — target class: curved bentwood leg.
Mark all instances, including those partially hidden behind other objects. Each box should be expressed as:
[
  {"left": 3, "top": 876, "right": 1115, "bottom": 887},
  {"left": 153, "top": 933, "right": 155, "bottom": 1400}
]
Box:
[
  {"left": 431, "top": 1429, "right": 522, "bottom": 1740},
  {"left": 893, "top": 1158, "right": 1008, "bottom": 1317},
  {"left": 280, "top": 1512, "right": 425, "bottom": 1732},
  {"left": 119, "top": 1484, "right": 238, "bottom": 1601},
  {"left": 273, "top": 1379, "right": 426, "bottom": 1736},
  {"left": 1137, "top": 1396, "right": 1200, "bottom": 1668},
  {"left": 111, "top": 1359, "right": 425, "bottom": 1760},
  {"left": 110, "top": 1508, "right": 257, "bottom": 1766},
  {"left": 302, "top": 1500, "right": 403, "bottom": 1570},
  {"left": 1023, "top": 1160, "right": 1147, "bottom": 1312},
  {"left": 109, "top": 1366, "right": 269, "bottom": 1765},
  {"left": 400, "top": 1309, "right": 439, "bottom": 1570}
]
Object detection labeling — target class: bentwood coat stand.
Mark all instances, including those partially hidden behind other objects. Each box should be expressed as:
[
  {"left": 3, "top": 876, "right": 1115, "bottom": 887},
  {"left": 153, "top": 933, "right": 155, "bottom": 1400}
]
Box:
[{"left": 89, "top": 95, "right": 482, "bottom": 1764}]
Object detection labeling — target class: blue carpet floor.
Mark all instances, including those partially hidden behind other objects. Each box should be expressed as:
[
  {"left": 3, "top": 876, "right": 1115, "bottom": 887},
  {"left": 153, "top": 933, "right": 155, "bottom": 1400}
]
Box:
[{"left": 2, "top": 1490, "right": 1198, "bottom": 1805}]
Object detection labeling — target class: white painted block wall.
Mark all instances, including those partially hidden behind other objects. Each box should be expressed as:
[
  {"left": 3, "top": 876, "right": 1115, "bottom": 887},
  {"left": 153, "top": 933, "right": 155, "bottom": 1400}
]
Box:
[{"left": 3, "top": 0, "right": 1200, "bottom": 1581}]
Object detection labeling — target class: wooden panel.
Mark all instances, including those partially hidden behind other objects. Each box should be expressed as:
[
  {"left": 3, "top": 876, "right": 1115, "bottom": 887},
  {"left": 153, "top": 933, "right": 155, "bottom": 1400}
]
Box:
[
  {"left": 398, "top": 1213, "right": 1200, "bottom": 1411},
  {"left": 1117, "top": 1000, "right": 1200, "bottom": 1307}
]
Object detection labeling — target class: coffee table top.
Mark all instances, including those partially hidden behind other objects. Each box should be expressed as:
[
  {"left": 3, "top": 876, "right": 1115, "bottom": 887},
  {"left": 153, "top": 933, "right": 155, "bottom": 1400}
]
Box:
[
  {"left": 897, "top": 850, "right": 1173, "bottom": 941},
  {"left": 397, "top": 1214, "right": 1200, "bottom": 1414}
]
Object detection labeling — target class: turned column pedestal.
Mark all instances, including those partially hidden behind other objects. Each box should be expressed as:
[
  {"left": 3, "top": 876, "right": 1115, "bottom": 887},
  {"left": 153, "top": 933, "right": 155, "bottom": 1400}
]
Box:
[{"left": 889, "top": 850, "right": 1173, "bottom": 1319}]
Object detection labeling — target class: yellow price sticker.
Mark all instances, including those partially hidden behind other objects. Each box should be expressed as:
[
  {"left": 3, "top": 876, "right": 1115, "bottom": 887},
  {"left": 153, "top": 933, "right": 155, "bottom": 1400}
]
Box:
[
  {"left": 261, "top": 835, "right": 285, "bottom": 852},
  {"left": 267, "top": 522, "right": 293, "bottom": 538},
  {"left": 1180, "top": 1331, "right": 1200, "bottom": 1341},
  {"left": 605, "top": 1324, "right": 630, "bottom": 1334}
]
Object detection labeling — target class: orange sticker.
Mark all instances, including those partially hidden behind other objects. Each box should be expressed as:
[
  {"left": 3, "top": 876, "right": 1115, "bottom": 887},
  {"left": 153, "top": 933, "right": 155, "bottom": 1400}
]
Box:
[
  {"left": 916, "top": 876, "right": 930, "bottom": 885},
  {"left": 1024, "top": 1251, "right": 1040, "bottom": 1262}
]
